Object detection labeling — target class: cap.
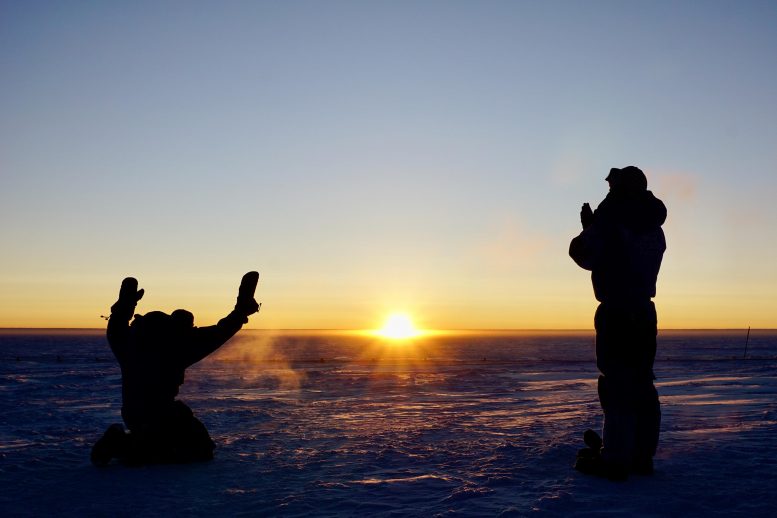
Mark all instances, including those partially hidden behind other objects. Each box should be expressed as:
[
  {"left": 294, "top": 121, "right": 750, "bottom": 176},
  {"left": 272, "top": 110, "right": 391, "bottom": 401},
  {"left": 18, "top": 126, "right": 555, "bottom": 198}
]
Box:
[{"left": 606, "top": 166, "right": 647, "bottom": 191}]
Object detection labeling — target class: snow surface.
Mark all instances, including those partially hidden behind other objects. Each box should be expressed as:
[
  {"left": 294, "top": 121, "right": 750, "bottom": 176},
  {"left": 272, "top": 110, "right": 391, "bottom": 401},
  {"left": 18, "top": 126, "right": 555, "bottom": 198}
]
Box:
[{"left": 1, "top": 330, "right": 776, "bottom": 516}]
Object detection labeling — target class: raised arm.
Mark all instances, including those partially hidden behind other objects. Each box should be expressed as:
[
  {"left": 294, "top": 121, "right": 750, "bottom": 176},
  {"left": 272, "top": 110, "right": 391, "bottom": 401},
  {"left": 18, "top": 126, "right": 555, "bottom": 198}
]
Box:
[
  {"left": 107, "top": 277, "right": 144, "bottom": 361},
  {"left": 183, "top": 272, "right": 260, "bottom": 367}
]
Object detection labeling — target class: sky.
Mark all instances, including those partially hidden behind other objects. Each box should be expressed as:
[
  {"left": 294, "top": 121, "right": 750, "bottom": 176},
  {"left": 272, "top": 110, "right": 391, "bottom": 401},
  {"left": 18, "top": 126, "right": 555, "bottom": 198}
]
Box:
[{"left": 1, "top": 1, "right": 776, "bottom": 330}]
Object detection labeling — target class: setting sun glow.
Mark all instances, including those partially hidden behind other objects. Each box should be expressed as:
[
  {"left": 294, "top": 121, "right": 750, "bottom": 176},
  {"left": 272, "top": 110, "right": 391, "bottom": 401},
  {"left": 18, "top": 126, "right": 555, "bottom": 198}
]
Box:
[{"left": 377, "top": 313, "right": 420, "bottom": 339}]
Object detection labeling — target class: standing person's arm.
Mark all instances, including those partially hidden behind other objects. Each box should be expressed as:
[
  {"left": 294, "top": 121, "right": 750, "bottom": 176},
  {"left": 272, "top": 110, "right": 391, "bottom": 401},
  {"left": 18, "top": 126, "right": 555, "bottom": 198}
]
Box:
[
  {"left": 570, "top": 228, "right": 599, "bottom": 271},
  {"left": 107, "top": 277, "right": 144, "bottom": 362},
  {"left": 183, "top": 272, "right": 260, "bottom": 367},
  {"left": 570, "top": 201, "right": 600, "bottom": 269}
]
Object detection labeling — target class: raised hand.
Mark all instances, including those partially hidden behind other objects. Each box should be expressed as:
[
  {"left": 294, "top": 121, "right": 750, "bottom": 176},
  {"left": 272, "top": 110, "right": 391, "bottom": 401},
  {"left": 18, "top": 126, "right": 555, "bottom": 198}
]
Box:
[
  {"left": 119, "top": 277, "right": 144, "bottom": 303},
  {"left": 111, "top": 277, "right": 144, "bottom": 315},
  {"left": 235, "top": 271, "right": 260, "bottom": 316}
]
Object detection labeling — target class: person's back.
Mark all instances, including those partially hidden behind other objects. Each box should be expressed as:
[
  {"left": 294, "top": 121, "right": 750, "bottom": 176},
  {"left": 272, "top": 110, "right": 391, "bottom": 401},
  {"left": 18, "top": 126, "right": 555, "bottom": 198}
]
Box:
[
  {"left": 116, "top": 311, "right": 190, "bottom": 428},
  {"left": 591, "top": 189, "right": 666, "bottom": 304}
]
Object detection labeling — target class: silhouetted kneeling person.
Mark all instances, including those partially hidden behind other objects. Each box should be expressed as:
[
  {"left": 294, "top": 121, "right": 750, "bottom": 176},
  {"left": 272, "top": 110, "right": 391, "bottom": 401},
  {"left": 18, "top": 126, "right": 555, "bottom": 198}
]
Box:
[
  {"left": 569, "top": 167, "right": 666, "bottom": 481},
  {"left": 91, "top": 272, "right": 260, "bottom": 466}
]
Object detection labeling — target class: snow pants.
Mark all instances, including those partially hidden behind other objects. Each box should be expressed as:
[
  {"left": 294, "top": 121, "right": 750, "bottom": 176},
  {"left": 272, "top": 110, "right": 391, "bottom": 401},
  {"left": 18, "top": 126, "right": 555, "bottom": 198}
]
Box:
[
  {"left": 122, "top": 400, "right": 216, "bottom": 464},
  {"left": 595, "top": 301, "right": 661, "bottom": 466}
]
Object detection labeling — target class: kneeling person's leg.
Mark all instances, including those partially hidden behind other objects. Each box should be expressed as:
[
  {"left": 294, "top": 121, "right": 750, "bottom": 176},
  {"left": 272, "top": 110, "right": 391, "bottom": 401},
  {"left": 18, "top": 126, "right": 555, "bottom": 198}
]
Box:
[{"left": 170, "top": 400, "right": 216, "bottom": 462}]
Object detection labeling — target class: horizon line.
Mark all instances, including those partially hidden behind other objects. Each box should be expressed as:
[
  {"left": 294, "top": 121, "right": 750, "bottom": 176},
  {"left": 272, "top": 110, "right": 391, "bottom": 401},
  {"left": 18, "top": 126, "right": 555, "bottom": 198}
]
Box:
[{"left": 0, "top": 327, "right": 771, "bottom": 333}]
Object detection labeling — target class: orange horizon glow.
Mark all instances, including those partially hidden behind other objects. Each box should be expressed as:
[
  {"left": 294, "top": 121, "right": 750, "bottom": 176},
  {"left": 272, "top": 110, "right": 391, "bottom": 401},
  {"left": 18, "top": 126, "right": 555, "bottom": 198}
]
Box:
[
  {"left": 1, "top": 281, "right": 776, "bottom": 331},
  {"left": 3, "top": 329, "right": 775, "bottom": 334}
]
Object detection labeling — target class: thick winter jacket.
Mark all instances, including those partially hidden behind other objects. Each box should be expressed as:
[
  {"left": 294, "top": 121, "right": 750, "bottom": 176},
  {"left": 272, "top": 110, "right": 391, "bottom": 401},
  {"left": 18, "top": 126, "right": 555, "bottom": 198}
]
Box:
[
  {"left": 570, "top": 190, "right": 666, "bottom": 305},
  {"left": 107, "top": 305, "right": 247, "bottom": 429}
]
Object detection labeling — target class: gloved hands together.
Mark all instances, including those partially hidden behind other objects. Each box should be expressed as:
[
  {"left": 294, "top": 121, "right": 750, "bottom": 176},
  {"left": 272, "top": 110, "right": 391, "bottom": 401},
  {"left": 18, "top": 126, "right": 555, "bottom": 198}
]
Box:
[
  {"left": 111, "top": 277, "right": 144, "bottom": 315},
  {"left": 581, "top": 203, "right": 594, "bottom": 229},
  {"left": 235, "top": 271, "right": 261, "bottom": 317}
]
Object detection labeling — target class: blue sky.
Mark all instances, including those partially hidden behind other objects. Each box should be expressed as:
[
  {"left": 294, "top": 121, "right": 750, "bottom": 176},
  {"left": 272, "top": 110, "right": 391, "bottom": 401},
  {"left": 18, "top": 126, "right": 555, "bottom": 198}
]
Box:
[{"left": 1, "top": 1, "right": 776, "bottom": 328}]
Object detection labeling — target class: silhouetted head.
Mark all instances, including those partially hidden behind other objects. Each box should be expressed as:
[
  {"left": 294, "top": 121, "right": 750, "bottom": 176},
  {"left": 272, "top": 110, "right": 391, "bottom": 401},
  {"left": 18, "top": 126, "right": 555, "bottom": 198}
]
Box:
[
  {"left": 130, "top": 309, "right": 194, "bottom": 347},
  {"left": 606, "top": 166, "right": 648, "bottom": 194},
  {"left": 171, "top": 309, "right": 194, "bottom": 329}
]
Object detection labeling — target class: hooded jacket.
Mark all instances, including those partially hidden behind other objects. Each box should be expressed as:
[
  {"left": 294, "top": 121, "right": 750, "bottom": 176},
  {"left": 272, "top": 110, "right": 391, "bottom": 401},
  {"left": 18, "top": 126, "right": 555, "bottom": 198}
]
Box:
[{"left": 570, "top": 189, "right": 666, "bottom": 305}]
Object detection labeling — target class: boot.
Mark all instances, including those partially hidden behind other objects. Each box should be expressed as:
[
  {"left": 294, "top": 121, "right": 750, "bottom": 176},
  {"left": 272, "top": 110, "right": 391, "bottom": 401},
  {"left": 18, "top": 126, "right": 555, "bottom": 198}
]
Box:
[{"left": 91, "top": 423, "right": 127, "bottom": 467}]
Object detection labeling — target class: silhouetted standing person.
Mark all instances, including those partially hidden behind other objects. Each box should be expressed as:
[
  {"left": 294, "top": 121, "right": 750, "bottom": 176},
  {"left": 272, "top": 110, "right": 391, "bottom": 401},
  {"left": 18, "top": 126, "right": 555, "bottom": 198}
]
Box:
[
  {"left": 569, "top": 167, "right": 666, "bottom": 480},
  {"left": 91, "top": 272, "right": 260, "bottom": 466}
]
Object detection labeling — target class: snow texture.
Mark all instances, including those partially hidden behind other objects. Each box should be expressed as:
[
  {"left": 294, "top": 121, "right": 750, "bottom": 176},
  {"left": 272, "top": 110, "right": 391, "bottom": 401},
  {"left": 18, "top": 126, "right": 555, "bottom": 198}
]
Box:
[{"left": 1, "top": 330, "right": 776, "bottom": 516}]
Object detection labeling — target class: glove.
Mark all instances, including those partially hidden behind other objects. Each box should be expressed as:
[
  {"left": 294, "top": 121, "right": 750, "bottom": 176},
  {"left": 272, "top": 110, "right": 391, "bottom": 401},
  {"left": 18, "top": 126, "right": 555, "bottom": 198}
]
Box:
[
  {"left": 580, "top": 203, "right": 594, "bottom": 229},
  {"left": 234, "top": 271, "right": 260, "bottom": 317},
  {"left": 111, "top": 277, "right": 144, "bottom": 315}
]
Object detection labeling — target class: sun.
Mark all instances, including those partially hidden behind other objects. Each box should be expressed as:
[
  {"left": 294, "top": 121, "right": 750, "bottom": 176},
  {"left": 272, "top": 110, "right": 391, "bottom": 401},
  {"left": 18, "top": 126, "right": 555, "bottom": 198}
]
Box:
[{"left": 377, "top": 313, "right": 420, "bottom": 339}]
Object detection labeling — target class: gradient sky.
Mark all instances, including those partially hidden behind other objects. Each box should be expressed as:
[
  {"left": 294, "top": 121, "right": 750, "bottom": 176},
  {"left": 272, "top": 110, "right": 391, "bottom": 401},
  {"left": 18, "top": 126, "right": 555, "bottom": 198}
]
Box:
[{"left": 2, "top": 1, "right": 776, "bottom": 329}]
